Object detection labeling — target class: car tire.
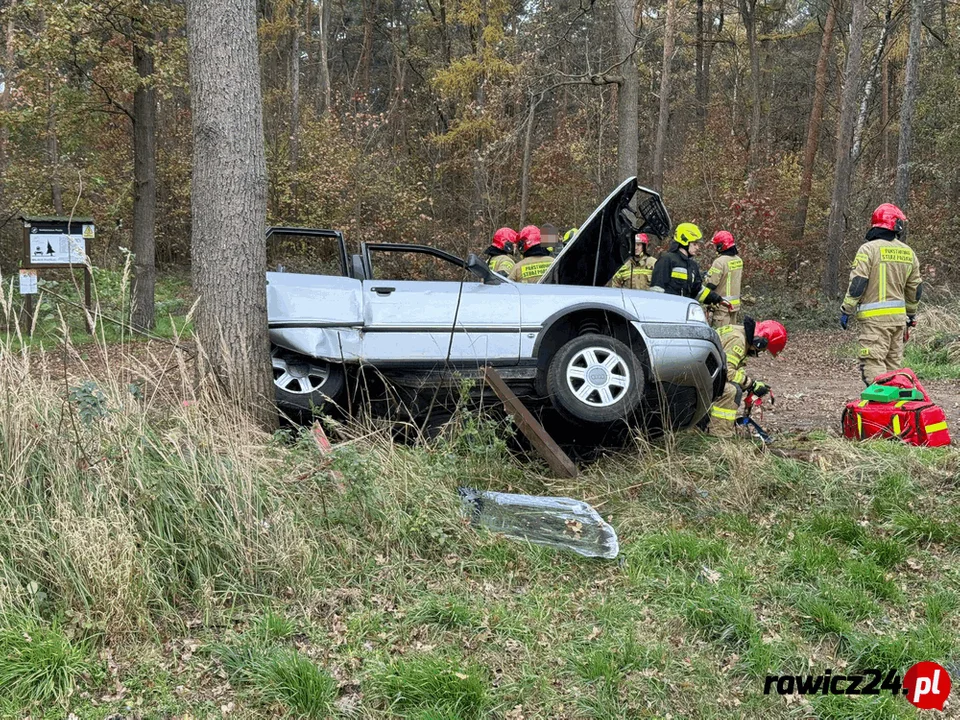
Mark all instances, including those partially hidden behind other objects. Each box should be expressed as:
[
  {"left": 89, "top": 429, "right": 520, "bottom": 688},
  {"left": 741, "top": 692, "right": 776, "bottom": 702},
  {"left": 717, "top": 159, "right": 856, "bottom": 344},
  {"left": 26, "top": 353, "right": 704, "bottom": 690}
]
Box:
[
  {"left": 271, "top": 345, "right": 346, "bottom": 414},
  {"left": 545, "top": 334, "right": 644, "bottom": 424}
]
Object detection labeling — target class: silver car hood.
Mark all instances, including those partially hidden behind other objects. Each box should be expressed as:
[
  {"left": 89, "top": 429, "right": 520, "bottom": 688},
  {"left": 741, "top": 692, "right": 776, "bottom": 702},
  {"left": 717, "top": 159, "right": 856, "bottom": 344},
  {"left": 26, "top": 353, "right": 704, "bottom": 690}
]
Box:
[{"left": 538, "top": 177, "right": 671, "bottom": 287}]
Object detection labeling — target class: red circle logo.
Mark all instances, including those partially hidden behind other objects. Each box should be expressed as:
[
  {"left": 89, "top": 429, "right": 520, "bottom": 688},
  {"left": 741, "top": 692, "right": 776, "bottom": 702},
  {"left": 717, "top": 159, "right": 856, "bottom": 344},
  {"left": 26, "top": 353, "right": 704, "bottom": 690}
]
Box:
[{"left": 904, "top": 661, "right": 952, "bottom": 710}]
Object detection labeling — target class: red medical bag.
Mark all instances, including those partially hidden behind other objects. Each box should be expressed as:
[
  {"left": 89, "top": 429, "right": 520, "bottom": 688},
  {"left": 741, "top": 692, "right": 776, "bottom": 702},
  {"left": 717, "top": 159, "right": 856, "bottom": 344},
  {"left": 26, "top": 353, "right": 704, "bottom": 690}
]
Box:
[{"left": 842, "top": 369, "right": 952, "bottom": 447}]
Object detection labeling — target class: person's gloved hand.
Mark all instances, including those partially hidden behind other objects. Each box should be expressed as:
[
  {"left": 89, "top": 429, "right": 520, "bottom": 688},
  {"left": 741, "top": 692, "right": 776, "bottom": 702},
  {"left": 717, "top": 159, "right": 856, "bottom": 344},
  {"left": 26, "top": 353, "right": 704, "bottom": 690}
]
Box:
[
  {"left": 751, "top": 381, "right": 771, "bottom": 398},
  {"left": 720, "top": 300, "right": 735, "bottom": 312},
  {"left": 840, "top": 313, "right": 849, "bottom": 330},
  {"left": 907, "top": 315, "right": 917, "bottom": 328}
]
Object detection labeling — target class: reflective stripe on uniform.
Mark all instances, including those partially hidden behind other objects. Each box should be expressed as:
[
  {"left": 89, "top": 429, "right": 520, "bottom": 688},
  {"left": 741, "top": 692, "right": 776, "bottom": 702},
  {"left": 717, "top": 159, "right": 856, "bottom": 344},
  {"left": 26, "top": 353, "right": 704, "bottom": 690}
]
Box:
[
  {"left": 732, "top": 369, "right": 747, "bottom": 386},
  {"left": 879, "top": 263, "right": 887, "bottom": 302},
  {"left": 711, "top": 406, "right": 737, "bottom": 420},
  {"left": 520, "top": 261, "right": 551, "bottom": 279},
  {"left": 697, "top": 286, "right": 711, "bottom": 303},
  {"left": 671, "top": 267, "right": 688, "bottom": 279},
  {"left": 725, "top": 353, "right": 740, "bottom": 366},
  {"left": 926, "top": 421, "right": 948, "bottom": 434},
  {"left": 857, "top": 299, "right": 906, "bottom": 319},
  {"left": 717, "top": 325, "right": 736, "bottom": 335},
  {"left": 724, "top": 295, "right": 741, "bottom": 307}
]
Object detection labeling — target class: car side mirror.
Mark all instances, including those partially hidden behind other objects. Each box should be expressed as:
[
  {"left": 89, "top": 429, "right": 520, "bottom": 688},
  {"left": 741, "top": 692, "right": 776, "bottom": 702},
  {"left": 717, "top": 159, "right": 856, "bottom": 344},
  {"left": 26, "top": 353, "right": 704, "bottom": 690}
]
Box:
[{"left": 465, "top": 253, "right": 504, "bottom": 285}]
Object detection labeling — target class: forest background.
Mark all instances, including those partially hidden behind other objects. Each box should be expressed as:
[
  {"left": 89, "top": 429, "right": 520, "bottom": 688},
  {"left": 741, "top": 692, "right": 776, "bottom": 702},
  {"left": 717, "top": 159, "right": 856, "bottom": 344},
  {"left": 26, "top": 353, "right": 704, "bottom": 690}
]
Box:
[{"left": 0, "top": 0, "right": 957, "bottom": 327}]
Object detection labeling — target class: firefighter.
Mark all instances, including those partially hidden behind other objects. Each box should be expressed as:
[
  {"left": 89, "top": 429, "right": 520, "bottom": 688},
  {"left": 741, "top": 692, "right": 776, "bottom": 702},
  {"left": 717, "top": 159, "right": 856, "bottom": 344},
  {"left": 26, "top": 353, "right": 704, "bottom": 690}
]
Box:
[
  {"left": 650, "top": 222, "right": 733, "bottom": 313},
  {"left": 563, "top": 227, "right": 578, "bottom": 244},
  {"left": 540, "top": 223, "right": 561, "bottom": 257},
  {"left": 484, "top": 227, "right": 518, "bottom": 277},
  {"left": 507, "top": 225, "right": 555, "bottom": 283},
  {"left": 840, "top": 203, "right": 923, "bottom": 386},
  {"left": 704, "top": 230, "right": 743, "bottom": 328},
  {"left": 610, "top": 232, "right": 657, "bottom": 290},
  {"left": 706, "top": 318, "right": 788, "bottom": 438}
]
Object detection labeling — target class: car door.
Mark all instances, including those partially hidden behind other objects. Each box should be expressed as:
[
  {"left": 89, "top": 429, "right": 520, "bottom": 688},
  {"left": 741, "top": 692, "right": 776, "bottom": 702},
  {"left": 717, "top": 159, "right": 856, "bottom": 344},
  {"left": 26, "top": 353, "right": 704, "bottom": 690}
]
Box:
[
  {"left": 359, "top": 243, "right": 465, "bottom": 363},
  {"left": 451, "top": 281, "right": 522, "bottom": 364}
]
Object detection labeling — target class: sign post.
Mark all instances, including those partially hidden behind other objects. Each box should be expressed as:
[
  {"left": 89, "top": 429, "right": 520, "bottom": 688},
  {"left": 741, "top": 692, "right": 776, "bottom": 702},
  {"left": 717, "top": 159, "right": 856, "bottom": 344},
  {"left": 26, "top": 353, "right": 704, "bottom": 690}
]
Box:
[{"left": 20, "top": 215, "right": 96, "bottom": 336}]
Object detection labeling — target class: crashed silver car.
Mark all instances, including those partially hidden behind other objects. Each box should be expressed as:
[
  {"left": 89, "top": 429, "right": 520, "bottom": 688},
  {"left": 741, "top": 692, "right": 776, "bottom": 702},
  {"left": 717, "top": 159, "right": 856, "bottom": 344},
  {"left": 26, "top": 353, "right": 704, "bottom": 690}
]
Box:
[{"left": 266, "top": 177, "right": 726, "bottom": 431}]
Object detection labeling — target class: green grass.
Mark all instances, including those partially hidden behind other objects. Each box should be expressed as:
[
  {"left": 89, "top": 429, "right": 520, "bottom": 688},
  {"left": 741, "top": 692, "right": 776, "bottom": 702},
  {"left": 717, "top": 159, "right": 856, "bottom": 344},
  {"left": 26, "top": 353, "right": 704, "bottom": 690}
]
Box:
[
  {"left": 1, "top": 310, "right": 959, "bottom": 717},
  {"left": 904, "top": 342, "right": 960, "bottom": 380},
  {"left": 0, "top": 614, "right": 98, "bottom": 707}
]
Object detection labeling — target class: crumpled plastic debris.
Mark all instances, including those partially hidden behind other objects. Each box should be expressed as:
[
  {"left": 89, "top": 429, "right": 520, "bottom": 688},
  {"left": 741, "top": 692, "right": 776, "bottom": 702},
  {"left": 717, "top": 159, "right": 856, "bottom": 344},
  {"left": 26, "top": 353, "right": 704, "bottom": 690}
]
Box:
[{"left": 458, "top": 487, "right": 619, "bottom": 559}]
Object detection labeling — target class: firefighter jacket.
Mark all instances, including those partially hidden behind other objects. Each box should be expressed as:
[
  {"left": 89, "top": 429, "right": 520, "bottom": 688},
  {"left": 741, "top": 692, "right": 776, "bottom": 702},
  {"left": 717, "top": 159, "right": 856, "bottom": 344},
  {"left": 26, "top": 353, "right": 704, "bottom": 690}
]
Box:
[
  {"left": 717, "top": 319, "right": 759, "bottom": 391},
  {"left": 610, "top": 255, "right": 657, "bottom": 290},
  {"left": 705, "top": 250, "right": 743, "bottom": 310},
  {"left": 650, "top": 244, "right": 725, "bottom": 305},
  {"left": 841, "top": 229, "right": 922, "bottom": 328},
  {"left": 486, "top": 252, "right": 515, "bottom": 277},
  {"left": 507, "top": 249, "right": 554, "bottom": 283}
]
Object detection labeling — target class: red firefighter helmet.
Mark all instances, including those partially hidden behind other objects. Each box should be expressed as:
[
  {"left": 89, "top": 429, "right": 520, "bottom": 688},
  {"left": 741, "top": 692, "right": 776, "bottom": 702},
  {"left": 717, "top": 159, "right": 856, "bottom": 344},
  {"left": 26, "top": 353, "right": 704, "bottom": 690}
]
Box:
[
  {"left": 711, "top": 230, "right": 736, "bottom": 252},
  {"left": 519, "top": 225, "right": 542, "bottom": 253},
  {"left": 754, "top": 320, "right": 788, "bottom": 357},
  {"left": 492, "top": 227, "right": 518, "bottom": 253},
  {"left": 635, "top": 232, "right": 649, "bottom": 245},
  {"left": 871, "top": 203, "right": 906, "bottom": 234}
]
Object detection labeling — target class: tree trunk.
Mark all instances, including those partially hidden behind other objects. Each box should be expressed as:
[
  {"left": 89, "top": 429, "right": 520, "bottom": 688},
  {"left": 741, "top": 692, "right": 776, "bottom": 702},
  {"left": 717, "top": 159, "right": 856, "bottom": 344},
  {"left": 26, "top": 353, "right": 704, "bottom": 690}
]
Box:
[
  {"left": 894, "top": 0, "right": 922, "bottom": 210},
  {"left": 738, "top": 0, "right": 761, "bottom": 169},
  {"left": 46, "top": 83, "right": 63, "bottom": 215},
  {"left": 822, "top": 0, "right": 866, "bottom": 297},
  {"left": 289, "top": 0, "right": 300, "bottom": 206},
  {"left": 614, "top": 0, "right": 638, "bottom": 181},
  {"left": 186, "top": 0, "right": 275, "bottom": 430},
  {"left": 318, "top": 0, "right": 331, "bottom": 113},
  {"left": 695, "top": 0, "right": 705, "bottom": 127},
  {"left": 881, "top": 56, "right": 890, "bottom": 171},
  {"left": 131, "top": 39, "right": 157, "bottom": 331},
  {"left": 519, "top": 96, "right": 537, "bottom": 226},
  {"left": 0, "top": 0, "right": 15, "bottom": 176},
  {"left": 652, "top": 0, "right": 676, "bottom": 192},
  {"left": 793, "top": 0, "right": 835, "bottom": 242},
  {"left": 852, "top": 1, "right": 892, "bottom": 160}
]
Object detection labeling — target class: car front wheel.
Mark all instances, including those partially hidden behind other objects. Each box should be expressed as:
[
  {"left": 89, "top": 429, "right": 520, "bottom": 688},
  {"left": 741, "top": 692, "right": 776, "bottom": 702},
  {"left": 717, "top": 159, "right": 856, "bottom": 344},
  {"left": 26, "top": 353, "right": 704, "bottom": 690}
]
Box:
[
  {"left": 272, "top": 346, "right": 346, "bottom": 414},
  {"left": 545, "top": 334, "right": 644, "bottom": 424}
]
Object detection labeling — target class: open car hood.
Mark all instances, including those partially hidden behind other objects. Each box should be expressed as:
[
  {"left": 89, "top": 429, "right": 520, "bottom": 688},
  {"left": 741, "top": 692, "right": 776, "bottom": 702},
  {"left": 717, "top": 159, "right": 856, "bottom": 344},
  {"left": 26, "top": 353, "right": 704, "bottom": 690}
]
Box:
[{"left": 538, "top": 177, "right": 671, "bottom": 287}]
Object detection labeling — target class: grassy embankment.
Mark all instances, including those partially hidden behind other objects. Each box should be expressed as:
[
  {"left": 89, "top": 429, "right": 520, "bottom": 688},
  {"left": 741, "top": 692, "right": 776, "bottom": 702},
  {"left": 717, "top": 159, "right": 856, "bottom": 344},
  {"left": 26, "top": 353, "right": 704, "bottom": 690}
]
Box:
[{"left": 0, "top": 315, "right": 958, "bottom": 720}]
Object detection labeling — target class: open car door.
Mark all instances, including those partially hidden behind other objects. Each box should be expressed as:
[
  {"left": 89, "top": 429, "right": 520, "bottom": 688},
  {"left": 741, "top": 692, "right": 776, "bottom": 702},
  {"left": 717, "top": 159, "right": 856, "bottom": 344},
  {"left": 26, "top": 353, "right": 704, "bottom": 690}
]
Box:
[{"left": 538, "top": 177, "right": 672, "bottom": 287}]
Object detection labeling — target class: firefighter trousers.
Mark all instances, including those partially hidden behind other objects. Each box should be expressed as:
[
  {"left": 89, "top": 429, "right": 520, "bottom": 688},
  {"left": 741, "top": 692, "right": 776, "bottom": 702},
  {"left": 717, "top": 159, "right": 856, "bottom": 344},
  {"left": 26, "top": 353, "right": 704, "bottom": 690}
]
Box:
[
  {"left": 707, "top": 382, "right": 741, "bottom": 438},
  {"left": 858, "top": 323, "right": 905, "bottom": 386},
  {"left": 710, "top": 307, "right": 739, "bottom": 329}
]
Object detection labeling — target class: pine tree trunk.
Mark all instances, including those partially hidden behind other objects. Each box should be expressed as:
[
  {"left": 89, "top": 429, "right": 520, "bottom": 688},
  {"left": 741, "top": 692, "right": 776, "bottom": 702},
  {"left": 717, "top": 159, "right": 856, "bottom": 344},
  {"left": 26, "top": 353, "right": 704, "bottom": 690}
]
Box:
[
  {"left": 894, "top": 0, "right": 922, "bottom": 210},
  {"left": 289, "top": 0, "right": 300, "bottom": 207},
  {"left": 519, "top": 96, "right": 537, "bottom": 226},
  {"left": 695, "top": 0, "right": 705, "bottom": 127},
  {"left": 793, "top": 0, "right": 835, "bottom": 242},
  {"left": 0, "top": 0, "right": 16, "bottom": 177},
  {"left": 652, "top": 0, "right": 675, "bottom": 192},
  {"left": 822, "top": 0, "right": 866, "bottom": 297},
  {"left": 186, "top": 0, "right": 275, "bottom": 430},
  {"left": 738, "top": 0, "right": 761, "bottom": 169},
  {"left": 132, "top": 39, "right": 157, "bottom": 331},
  {"left": 318, "top": 0, "right": 331, "bottom": 113},
  {"left": 881, "top": 56, "right": 890, "bottom": 171},
  {"left": 615, "top": 0, "right": 638, "bottom": 181},
  {"left": 46, "top": 81, "right": 63, "bottom": 214}
]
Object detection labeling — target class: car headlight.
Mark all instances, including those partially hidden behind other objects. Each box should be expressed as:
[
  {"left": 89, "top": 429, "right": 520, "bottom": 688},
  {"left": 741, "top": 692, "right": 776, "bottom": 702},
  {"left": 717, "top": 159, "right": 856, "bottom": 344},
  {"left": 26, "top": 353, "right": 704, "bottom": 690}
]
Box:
[{"left": 687, "top": 303, "right": 707, "bottom": 324}]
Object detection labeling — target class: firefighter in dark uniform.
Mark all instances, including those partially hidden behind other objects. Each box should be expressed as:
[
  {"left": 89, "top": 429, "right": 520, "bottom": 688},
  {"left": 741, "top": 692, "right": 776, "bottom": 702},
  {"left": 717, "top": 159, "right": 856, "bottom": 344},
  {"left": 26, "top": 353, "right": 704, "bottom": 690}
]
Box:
[{"left": 650, "top": 222, "right": 733, "bottom": 313}]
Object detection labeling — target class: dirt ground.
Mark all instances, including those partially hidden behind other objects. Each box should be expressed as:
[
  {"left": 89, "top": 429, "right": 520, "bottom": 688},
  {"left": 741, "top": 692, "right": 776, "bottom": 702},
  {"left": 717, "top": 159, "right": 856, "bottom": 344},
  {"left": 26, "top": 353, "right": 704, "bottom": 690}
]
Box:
[{"left": 747, "top": 329, "right": 960, "bottom": 436}]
